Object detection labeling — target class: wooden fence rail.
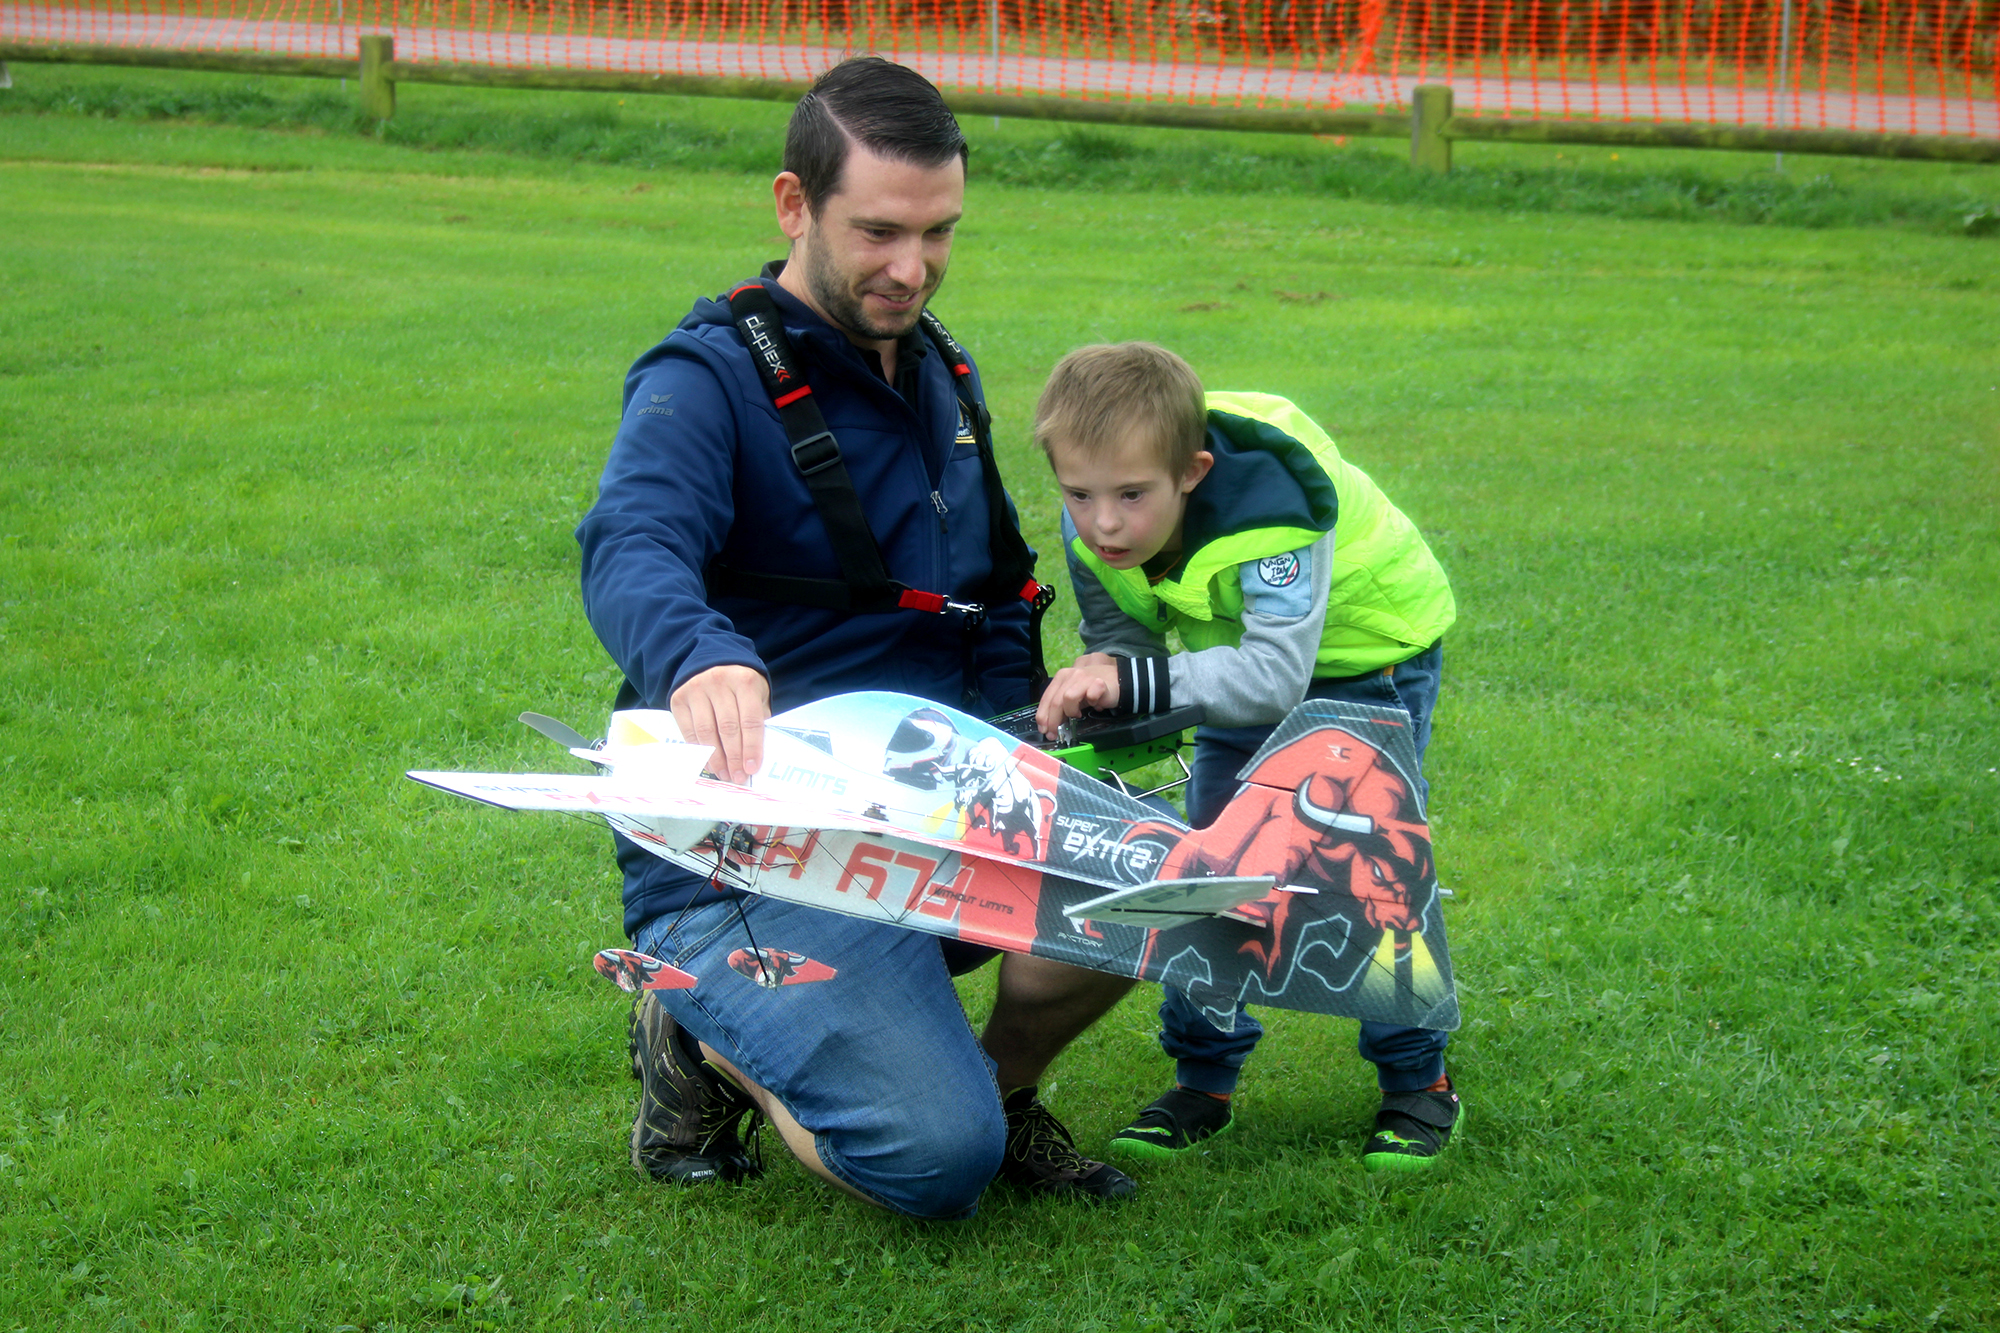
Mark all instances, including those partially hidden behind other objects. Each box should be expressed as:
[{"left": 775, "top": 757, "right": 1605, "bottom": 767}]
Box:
[{"left": 4, "top": 39, "right": 1997, "bottom": 165}]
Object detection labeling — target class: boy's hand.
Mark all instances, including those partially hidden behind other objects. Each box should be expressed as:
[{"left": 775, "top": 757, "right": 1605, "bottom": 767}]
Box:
[{"left": 1036, "top": 653, "right": 1120, "bottom": 739}]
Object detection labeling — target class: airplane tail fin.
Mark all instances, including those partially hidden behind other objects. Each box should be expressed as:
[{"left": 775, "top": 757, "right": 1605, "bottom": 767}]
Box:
[{"left": 1065, "top": 876, "right": 1281, "bottom": 928}]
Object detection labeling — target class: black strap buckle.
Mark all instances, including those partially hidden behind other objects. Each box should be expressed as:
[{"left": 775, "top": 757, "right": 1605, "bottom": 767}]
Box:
[{"left": 790, "top": 431, "right": 841, "bottom": 477}]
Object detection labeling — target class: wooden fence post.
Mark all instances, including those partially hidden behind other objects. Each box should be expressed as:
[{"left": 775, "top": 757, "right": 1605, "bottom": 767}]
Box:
[
  {"left": 359, "top": 35, "right": 394, "bottom": 120},
  {"left": 1410, "top": 84, "right": 1452, "bottom": 172}
]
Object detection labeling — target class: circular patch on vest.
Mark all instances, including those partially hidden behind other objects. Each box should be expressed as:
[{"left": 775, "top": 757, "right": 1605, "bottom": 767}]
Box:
[{"left": 1257, "top": 553, "right": 1302, "bottom": 588}]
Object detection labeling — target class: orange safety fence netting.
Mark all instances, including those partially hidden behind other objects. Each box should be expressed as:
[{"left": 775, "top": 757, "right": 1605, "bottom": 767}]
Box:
[{"left": 4, "top": 1, "right": 1996, "bottom": 136}]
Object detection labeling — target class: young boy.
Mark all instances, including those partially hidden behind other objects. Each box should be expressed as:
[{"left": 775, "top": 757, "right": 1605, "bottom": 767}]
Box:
[{"left": 1032, "top": 343, "right": 1461, "bottom": 1172}]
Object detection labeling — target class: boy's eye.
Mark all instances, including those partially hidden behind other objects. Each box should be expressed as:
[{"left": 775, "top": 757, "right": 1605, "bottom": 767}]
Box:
[{"left": 1121, "top": 490, "right": 1146, "bottom": 502}]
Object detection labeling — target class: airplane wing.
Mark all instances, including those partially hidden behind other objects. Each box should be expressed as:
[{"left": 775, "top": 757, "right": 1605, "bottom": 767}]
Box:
[
  {"left": 408, "top": 691, "right": 1458, "bottom": 1030},
  {"left": 404, "top": 768, "right": 870, "bottom": 830},
  {"left": 418, "top": 692, "right": 1190, "bottom": 895}
]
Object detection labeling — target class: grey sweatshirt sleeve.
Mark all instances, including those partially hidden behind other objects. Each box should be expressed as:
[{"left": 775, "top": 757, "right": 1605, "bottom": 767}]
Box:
[{"left": 1165, "top": 530, "right": 1335, "bottom": 728}]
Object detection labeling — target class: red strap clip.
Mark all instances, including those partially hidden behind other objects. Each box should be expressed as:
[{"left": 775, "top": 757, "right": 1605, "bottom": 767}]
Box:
[{"left": 897, "top": 589, "right": 949, "bottom": 614}]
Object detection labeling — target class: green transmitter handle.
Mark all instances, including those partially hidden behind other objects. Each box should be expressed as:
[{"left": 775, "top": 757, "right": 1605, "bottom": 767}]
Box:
[{"left": 986, "top": 704, "right": 1206, "bottom": 786}]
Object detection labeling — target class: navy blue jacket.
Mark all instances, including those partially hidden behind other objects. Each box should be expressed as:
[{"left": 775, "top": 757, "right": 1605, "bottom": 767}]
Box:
[{"left": 577, "top": 273, "right": 1034, "bottom": 932}]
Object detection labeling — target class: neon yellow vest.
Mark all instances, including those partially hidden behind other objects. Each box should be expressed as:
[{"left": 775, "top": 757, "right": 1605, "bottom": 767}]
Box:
[{"left": 1071, "top": 392, "right": 1456, "bottom": 677}]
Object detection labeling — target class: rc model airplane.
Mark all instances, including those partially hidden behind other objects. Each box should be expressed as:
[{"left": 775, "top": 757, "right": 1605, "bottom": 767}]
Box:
[{"left": 407, "top": 691, "right": 1458, "bottom": 1030}]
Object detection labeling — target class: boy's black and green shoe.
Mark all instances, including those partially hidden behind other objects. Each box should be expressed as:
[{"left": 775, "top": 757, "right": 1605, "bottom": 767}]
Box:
[
  {"left": 1361, "top": 1083, "right": 1460, "bottom": 1173},
  {"left": 1107, "top": 1087, "right": 1235, "bottom": 1160}
]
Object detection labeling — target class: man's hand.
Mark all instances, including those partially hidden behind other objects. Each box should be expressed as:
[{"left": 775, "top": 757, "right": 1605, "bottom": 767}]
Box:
[
  {"left": 670, "top": 665, "right": 770, "bottom": 785},
  {"left": 1035, "top": 653, "right": 1120, "bottom": 739}
]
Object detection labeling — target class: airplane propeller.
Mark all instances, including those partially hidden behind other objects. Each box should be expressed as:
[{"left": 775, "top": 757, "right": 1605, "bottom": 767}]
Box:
[{"left": 520, "top": 711, "right": 596, "bottom": 751}]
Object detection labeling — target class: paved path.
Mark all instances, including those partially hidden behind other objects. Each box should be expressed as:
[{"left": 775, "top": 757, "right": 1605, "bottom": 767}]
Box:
[{"left": 6, "top": 4, "right": 1993, "bottom": 137}]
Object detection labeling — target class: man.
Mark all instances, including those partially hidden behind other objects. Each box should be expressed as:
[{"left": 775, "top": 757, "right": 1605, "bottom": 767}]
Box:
[{"left": 575, "top": 57, "right": 1137, "bottom": 1220}]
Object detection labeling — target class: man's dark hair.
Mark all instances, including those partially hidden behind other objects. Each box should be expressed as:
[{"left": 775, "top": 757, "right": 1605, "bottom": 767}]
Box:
[{"left": 785, "top": 57, "right": 969, "bottom": 215}]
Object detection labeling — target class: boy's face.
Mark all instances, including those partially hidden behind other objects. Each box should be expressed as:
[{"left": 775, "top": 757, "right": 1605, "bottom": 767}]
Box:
[{"left": 1048, "top": 434, "right": 1213, "bottom": 571}]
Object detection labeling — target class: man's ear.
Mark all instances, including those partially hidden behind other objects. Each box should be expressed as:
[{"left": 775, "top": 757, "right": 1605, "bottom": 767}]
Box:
[
  {"left": 773, "top": 172, "right": 811, "bottom": 242},
  {"left": 1180, "top": 450, "right": 1216, "bottom": 492}
]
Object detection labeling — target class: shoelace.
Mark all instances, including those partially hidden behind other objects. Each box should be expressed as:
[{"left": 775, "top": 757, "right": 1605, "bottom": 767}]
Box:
[
  {"left": 1014, "top": 1103, "right": 1086, "bottom": 1168},
  {"left": 697, "top": 1058, "right": 766, "bottom": 1161}
]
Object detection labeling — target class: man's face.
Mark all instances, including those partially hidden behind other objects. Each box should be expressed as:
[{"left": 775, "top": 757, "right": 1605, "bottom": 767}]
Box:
[
  {"left": 1048, "top": 435, "right": 1211, "bottom": 571},
  {"left": 776, "top": 145, "right": 965, "bottom": 345}
]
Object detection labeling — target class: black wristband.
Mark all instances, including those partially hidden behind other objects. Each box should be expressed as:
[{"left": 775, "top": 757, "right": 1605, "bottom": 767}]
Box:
[{"left": 1114, "top": 655, "right": 1172, "bottom": 716}]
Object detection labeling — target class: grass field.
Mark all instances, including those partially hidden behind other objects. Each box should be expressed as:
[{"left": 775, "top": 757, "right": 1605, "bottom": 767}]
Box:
[
  {"left": 3, "top": 68, "right": 1998, "bottom": 1332},
  {"left": 9, "top": 65, "right": 2000, "bottom": 235}
]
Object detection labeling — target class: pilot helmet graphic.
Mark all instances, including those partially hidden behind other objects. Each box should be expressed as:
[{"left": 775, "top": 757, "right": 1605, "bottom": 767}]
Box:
[{"left": 883, "top": 707, "right": 960, "bottom": 789}]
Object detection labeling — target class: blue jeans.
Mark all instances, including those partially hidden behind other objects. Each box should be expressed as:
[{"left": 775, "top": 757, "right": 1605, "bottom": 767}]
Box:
[
  {"left": 635, "top": 898, "right": 1005, "bottom": 1220},
  {"left": 1160, "top": 641, "right": 1451, "bottom": 1095}
]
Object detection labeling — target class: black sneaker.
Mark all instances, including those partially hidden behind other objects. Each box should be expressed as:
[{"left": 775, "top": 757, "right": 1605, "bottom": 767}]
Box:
[
  {"left": 998, "top": 1087, "right": 1138, "bottom": 1202},
  {"left": 628, "top": 993, "right": 762, "bottom": 1184},
  {"left": 1107, "top": 1086, "right": 1235, "bottom": 1161},
  {"left": 1361, "top": 1082, "right": 1460, "bottom": 1174}
]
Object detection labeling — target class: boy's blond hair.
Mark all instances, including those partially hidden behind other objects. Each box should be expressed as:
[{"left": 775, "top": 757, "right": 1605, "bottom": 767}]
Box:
[{"left": 1033, "top": 343, "right": 1207, "bottom": 478}]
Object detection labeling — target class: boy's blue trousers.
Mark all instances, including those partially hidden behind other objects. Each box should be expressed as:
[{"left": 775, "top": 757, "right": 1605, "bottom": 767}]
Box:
[{"left": 1159, "top": 641, "right": 1450, "bottom": 1095}]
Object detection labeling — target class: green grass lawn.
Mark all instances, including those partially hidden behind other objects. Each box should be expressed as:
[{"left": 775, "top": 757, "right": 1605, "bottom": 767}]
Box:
[
  {"left": 9, "top": 64, "right": 2000, "bottom": 235},
  {"left": 2, "top": 69, "right": 1997, "bottom": 1332}
]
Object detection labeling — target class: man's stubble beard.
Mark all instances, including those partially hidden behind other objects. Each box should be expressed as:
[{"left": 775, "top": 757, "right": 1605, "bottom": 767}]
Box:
[{"left": 799, "top": 230, "right": 947, "bottom": 344}]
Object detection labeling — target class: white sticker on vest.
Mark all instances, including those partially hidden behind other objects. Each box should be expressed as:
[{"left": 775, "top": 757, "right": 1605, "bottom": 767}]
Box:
[{"left": 1241, "top": 548, "right": 1314, "bottom": 619}]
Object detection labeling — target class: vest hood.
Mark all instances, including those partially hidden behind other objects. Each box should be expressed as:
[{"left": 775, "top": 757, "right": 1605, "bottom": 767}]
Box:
[{"left": 1178, "top": 409, "right": 1340, "bottom": 557}]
